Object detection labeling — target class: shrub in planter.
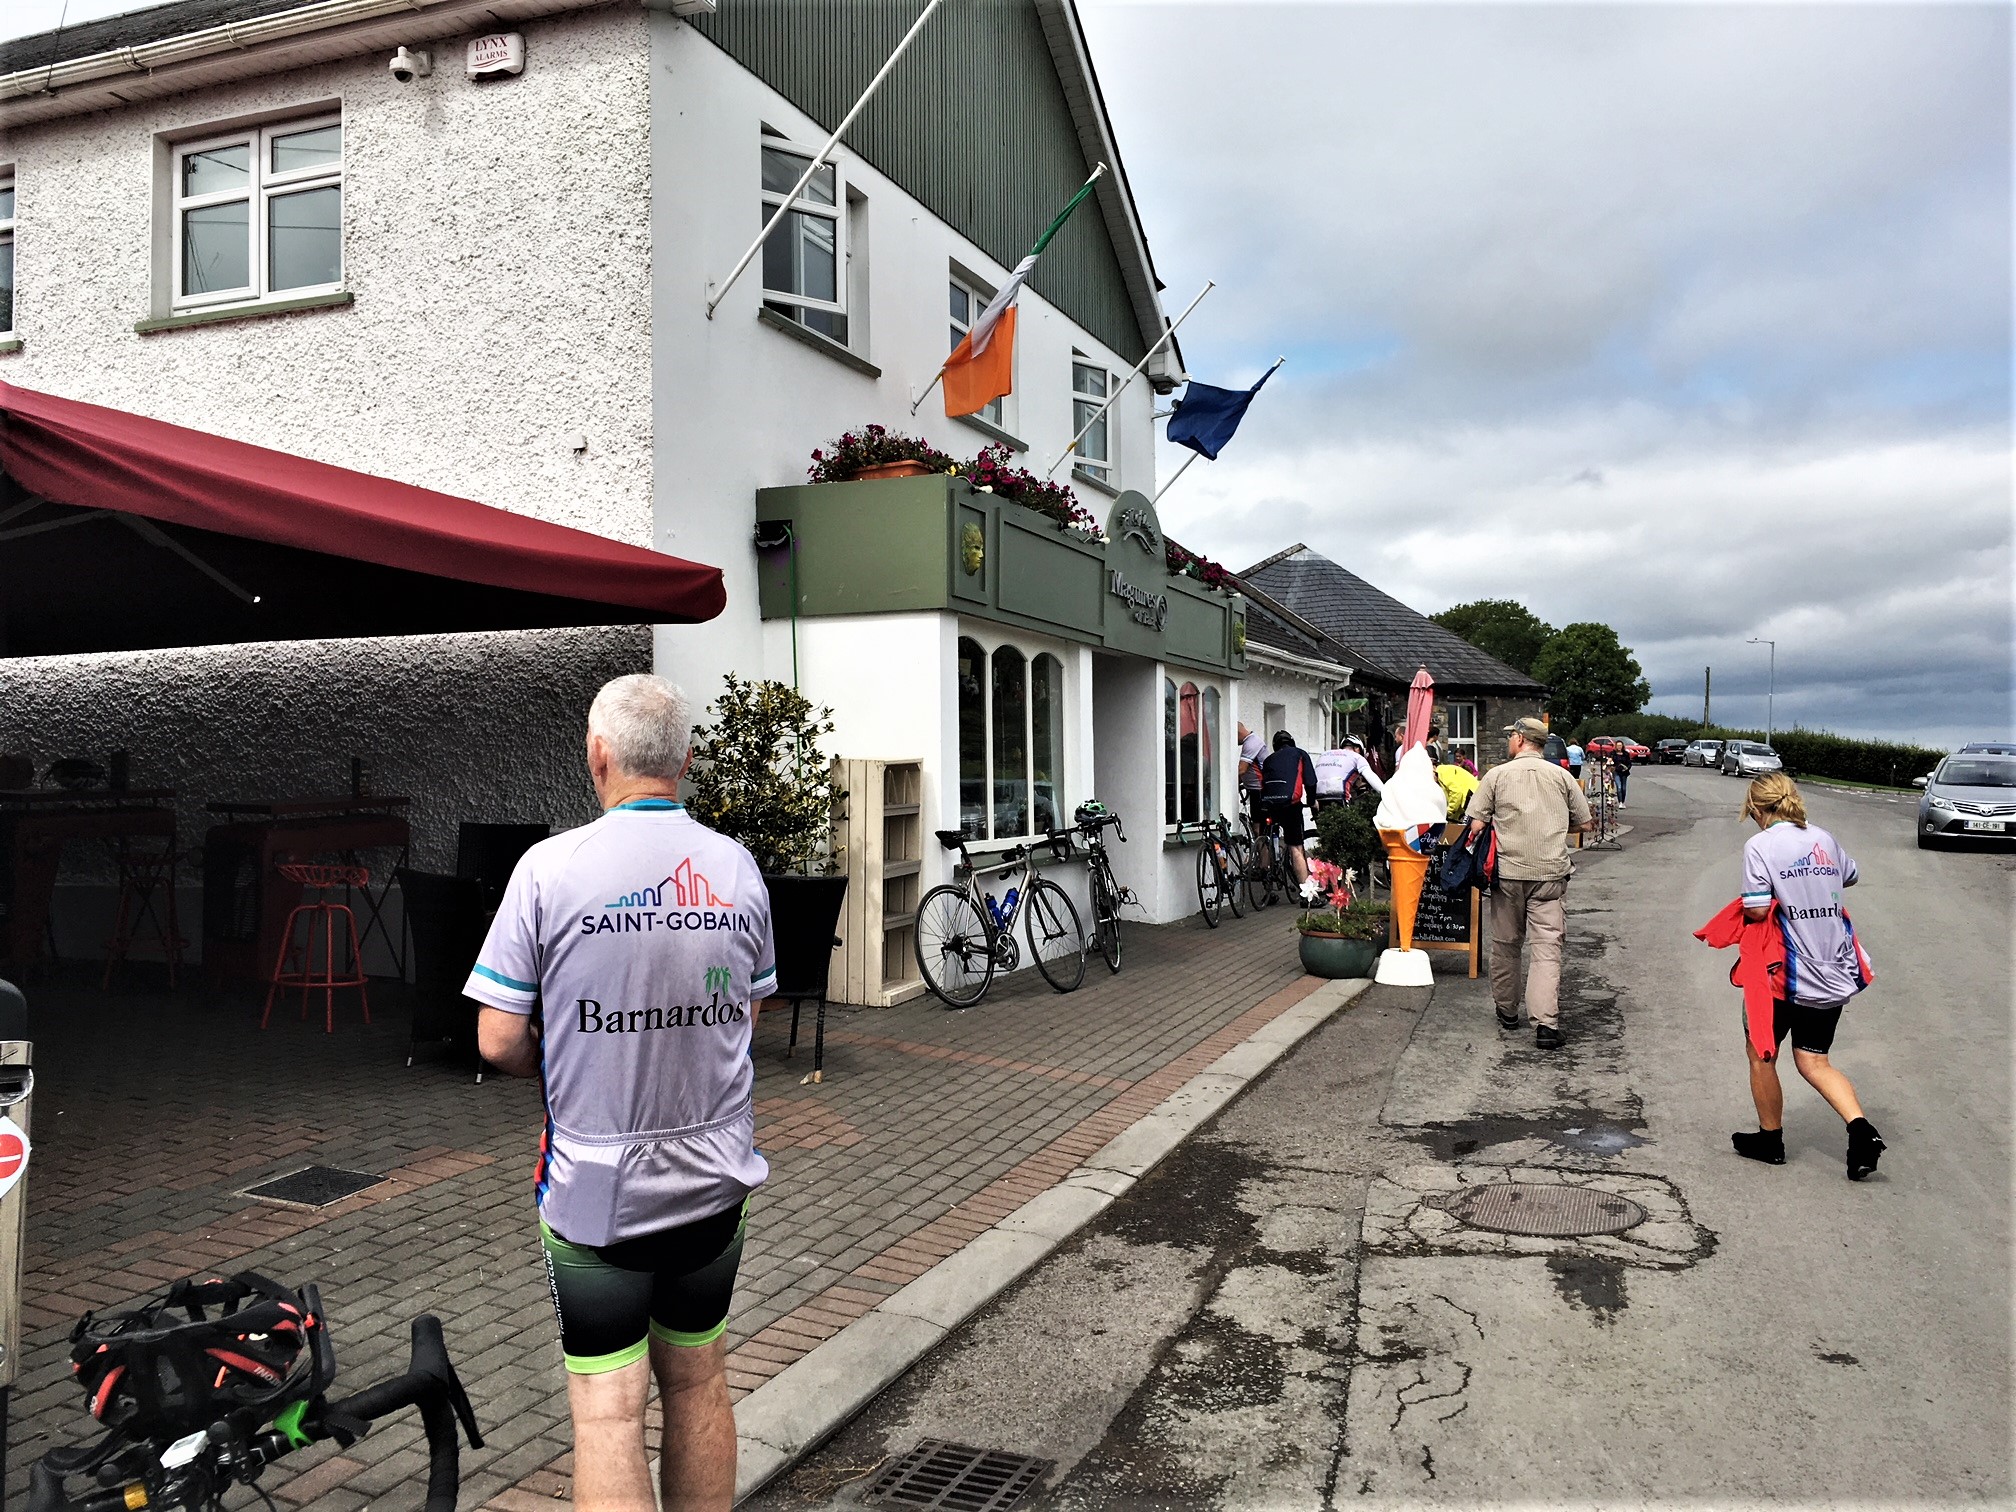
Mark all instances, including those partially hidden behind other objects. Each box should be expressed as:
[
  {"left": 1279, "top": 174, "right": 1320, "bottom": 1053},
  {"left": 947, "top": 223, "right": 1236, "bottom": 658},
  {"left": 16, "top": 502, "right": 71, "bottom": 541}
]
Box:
[
  {"left": 685, "top": 675, "right": 843, "bottom": 876},
  {"left": 1295, "top": 864, "right": 1390, "bottom": 978},
  {"left": 1314, "top": 789, "right": 1383, "bottom": 880},
  {"left": 807, "top": 425, "right": 956, "bottom": 484}
]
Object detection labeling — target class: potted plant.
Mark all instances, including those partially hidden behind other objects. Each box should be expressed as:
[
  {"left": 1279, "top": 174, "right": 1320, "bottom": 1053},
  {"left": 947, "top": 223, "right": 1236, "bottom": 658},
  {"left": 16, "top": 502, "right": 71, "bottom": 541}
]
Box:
[
  {"left": 954, "top": 444, "right": 1105, "bottom": 539},
  {"left": 1295, "top": 860, "right": 1389, "bottom": 978},
  {"left": 685, "top": 676, "right": 849, "bottom": 999},
  {"left": 807, "top": 424, "right": 956, "bottom": 484}
]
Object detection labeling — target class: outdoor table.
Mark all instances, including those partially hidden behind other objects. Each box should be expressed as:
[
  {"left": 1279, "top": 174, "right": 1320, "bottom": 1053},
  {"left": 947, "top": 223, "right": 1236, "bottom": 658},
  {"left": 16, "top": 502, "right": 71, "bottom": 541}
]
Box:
[
  {"left": 200, "top": 796, "right": 410, "bottom": 989},
  {"left": 0, "top": 789, "right": 178, "bottom": 973}
]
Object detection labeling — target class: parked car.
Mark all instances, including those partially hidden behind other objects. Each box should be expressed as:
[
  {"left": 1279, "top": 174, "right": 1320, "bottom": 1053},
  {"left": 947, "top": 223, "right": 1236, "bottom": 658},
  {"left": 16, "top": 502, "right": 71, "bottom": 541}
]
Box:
[
  {"left": 1916, "top": 752, "right": 2016, "bottom": 847},
  {"left": 1958, "top": 742, "right": 2016, "bottom": 756},
  {"left": 1624, "top": 740, "right": 1652, "bottom": 761},
  {"left": 1656, "top": 739, "right": 1691, "bottom": 764},
  {"left": 1584, "top": 736, "right": 1619, "bottom": 757},
  {"left": 1683, "top": 739, "right": 1725, "bottom": 767},
  {"left": 1721, "top": 740, "right": 1783, "bottom": 777}
]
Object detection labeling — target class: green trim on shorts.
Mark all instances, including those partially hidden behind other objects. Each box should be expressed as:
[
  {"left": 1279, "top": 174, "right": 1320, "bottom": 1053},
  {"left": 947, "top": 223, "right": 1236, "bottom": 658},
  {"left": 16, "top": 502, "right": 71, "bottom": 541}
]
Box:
[
  {"left": 563, "top": 1339, "right": 650, "bottom": 1375},
  {"left": 649, "top": 1317, "right": 728, "bottom": 1348}
]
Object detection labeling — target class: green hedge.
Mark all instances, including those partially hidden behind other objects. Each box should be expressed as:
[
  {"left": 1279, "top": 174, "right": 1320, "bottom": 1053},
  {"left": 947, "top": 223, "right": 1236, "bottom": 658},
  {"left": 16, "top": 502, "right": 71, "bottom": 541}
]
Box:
[{"left": 1569, "top": 714, "right": 1944, "bottom": 789}]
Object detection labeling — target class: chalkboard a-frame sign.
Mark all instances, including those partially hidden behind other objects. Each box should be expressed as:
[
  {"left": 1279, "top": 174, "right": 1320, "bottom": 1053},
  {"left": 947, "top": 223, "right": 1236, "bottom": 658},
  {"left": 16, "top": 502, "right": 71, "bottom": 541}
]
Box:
[{"left": 1390, "top": 835, "right": 1483, "bottom": 978}]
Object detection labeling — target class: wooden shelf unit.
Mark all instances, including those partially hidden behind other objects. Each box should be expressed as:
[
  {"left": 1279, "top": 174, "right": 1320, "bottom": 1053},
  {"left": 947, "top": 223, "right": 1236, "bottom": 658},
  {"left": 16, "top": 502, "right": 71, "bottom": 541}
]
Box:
[{"left": 830, "top": 758, "right": 926, "bottom": 1007}]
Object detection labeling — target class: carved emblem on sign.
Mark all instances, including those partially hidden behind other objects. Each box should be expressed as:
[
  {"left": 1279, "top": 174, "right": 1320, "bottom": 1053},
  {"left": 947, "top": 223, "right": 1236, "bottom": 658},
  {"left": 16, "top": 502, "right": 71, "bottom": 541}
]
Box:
[
  {"left": 1109, "top": 570, "right": 1169, "bottom": 631},
  {"left": 1116, "top": 505, "right": 1160, "bottom": 555}
]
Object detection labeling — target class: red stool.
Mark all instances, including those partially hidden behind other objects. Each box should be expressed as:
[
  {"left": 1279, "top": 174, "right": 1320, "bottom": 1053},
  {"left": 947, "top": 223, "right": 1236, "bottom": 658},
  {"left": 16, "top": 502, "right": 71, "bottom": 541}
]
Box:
[
  {"left": 102, "top": 842, "right": 187, "bottom": 990},
  {"left": 262, "top": 863, "right": 372, "bottom": 1032}
]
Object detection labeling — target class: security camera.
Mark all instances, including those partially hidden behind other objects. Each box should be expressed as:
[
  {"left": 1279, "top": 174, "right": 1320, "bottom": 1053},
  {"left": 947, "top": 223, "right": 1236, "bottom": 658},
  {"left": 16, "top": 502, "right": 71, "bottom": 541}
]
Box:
[{"left": 389, "top": 46, "right": 433, "bottom": 82}]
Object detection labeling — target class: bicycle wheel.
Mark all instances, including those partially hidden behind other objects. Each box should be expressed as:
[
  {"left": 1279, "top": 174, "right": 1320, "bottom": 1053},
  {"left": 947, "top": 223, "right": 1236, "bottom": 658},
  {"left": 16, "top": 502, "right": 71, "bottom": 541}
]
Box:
[
  {"left": 1224, "top": 835, "right": 1249, "bottom": 919},
  {"left": 1024, "top": 878, "right": 1087, "bottom": 992},
  {"left": 1196, "top": 838, "right": 1226, "bottom": 927},
  {"left": 1091, "top": 863, "right": 1123, "bottom": 973},
  {"left": 1244, "top": 832, "right": 1275, "bottom": 910},
  {"left": 914, "top": 885, "right": 994, "bottom": 1007}
]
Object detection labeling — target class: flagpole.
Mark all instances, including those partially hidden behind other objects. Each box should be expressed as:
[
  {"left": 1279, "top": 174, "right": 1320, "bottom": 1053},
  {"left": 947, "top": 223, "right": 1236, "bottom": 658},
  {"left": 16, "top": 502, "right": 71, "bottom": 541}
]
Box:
[
  {"left": 1150, "top": 355, "right": 1286, "bottom": 505},
  {"left": 1045, "top": 280, "right": 1215, "bottom": 477},
  {"left": 912, "top": 163, "right": 1109, "bottom": 417},
  {"left": 706, "top": 0, "right": 945, "bottom": 319}
]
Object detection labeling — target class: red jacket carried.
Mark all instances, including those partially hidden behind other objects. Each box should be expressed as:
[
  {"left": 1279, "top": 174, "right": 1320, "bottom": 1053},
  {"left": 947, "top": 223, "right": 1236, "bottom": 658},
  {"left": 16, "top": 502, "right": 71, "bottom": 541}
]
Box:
[{"left": 1695, "top": 898, "right": 1876, "bottom": 1062}]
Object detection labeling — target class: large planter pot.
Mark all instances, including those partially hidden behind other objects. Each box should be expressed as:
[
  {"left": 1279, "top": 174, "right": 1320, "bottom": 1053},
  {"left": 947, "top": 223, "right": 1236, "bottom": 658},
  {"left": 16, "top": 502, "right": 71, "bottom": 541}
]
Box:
[
  {"left": 850, "top": 459, "right": 936, "bottom": 481},
  {"left": 761, "top": 874, "right": 851, "bottom": 997},
  {"left": 1298, "top": 931, "right": 1381, "bottom": 979}
]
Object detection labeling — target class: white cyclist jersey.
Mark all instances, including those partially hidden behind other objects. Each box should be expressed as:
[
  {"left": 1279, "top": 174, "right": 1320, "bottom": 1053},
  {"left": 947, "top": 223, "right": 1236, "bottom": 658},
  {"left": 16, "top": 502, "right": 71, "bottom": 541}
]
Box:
[
  {"left": 465, "top": 800, "right": 775, "bottom": 1246},
  {"left": 1741, "top": 820, "right": 1869, "bottom": 1005}
]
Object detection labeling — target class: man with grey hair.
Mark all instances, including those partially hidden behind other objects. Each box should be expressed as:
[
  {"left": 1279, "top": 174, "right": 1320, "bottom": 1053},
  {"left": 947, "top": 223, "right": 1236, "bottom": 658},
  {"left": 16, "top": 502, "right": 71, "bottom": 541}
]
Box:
[{"left": 470, "top": 672, "right": 773, "bottom": 1512}]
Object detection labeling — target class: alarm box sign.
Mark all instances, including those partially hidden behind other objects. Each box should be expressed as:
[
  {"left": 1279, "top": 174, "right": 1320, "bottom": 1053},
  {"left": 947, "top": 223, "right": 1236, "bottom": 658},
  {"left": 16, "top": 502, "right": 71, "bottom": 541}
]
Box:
[{"left": 466, "top": 32, "right": 525, "bottom": 77}]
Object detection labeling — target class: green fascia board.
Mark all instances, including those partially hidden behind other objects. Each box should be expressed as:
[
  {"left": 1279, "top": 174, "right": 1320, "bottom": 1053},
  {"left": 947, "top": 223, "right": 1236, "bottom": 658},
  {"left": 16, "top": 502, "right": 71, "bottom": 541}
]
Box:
[{"left": 754, "top": 474, "right": 1246, "bottom": 676}]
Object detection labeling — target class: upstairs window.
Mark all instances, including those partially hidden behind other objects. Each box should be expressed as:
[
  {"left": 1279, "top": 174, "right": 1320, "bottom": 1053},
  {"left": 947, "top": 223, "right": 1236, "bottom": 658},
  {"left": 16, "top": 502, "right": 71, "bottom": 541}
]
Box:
[
  {"left": 174, "top": 116, "right": 342, "bottom": 310},
  {"left": 761, "top": 137, "right": 846, "bottom": 344},
  {"left": 0, "top": 171, "right": 13, "bottom": 336},
  {"left": 1071, "top": 357, "right": 1112, "bottom": 484},
  {"left": 948, "top": 272, "right": 1005, "bottom": 427}
]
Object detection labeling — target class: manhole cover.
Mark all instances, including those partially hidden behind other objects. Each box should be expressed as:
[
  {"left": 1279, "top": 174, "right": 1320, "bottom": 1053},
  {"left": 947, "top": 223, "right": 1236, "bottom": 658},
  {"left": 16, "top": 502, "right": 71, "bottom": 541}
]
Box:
[
  {"left": 244, "top": 1166, "right": 385, "bottom": 1208},
  {"left": 1446, "top": 1183, "right": 1646, "bottom": 1237},
  {"left": 862, "top": 1440, "right": 1053, "bottom": 1511}
]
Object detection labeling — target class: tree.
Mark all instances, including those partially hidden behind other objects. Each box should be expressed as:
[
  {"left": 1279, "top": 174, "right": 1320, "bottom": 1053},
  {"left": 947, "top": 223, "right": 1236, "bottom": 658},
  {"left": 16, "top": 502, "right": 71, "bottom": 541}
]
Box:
[
  {"left": 1431, "top": 599, "right": 1557, "bottom": 675},
  {"left": 1531, "top": 623, "right": 1652, "bottom": 733}
]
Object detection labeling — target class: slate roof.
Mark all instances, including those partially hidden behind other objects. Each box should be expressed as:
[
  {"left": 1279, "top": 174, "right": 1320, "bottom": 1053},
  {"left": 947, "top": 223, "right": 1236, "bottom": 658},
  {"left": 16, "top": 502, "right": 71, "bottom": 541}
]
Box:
[
  {"left": 0, "top": 0, "right": 298, "bottom": 75},
  {"left": 1240, "top": 544, "right": 1543, "bottom": 693},
  {"left": 1239, "top": 582, "right": 1360, "bottom": 674}
]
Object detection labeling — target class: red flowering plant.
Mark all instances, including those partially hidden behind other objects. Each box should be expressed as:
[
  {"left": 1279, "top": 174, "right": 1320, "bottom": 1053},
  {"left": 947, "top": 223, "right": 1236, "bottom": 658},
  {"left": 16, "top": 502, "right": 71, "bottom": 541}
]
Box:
[
  {"left": 953, "top": 444, "right": 1106, "bottom": 540},
  {"left": 1296, "top": 858, "right": 1390, "bottom": 938},
  {"left": 806, "top": 424, "right": 956, "bottom": 484},
  {"left": 1166, "top": 538, "right": 1237, "bottom": 592}
]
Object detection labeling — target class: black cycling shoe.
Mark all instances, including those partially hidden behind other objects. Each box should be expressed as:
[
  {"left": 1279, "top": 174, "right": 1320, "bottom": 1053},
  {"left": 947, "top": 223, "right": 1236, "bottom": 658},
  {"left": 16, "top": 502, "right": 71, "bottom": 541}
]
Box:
[
  {"left": 1534, "top": 1024, "right": 1564, "bottom": 1050},
  {"left": 1495, "top": 1009, "right": 1520, "bottom": 1031},
  {"left": 1846, "top": 1118, "right": 1886, "bottom": 1181},
  {"left": 1732, "top": 1128, "right": 1786, "bottom": 1165}
]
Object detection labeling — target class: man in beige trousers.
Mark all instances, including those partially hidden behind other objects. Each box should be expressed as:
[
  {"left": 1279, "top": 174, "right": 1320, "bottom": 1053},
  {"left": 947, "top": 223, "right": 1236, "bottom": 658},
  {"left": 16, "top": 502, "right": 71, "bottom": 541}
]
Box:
[{"left": 1465, "top": 717, "right": 1593, "bottom": 1050}]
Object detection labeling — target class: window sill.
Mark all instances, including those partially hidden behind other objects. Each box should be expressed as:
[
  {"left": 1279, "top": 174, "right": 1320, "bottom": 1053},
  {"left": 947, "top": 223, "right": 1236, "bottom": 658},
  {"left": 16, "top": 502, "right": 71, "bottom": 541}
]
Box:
[
  {"left": 1072, "top": 468, "right": 1121, "bottom": 499},
  {"left": 135, "top": 290, "right": 354, "bottom": 335},
  {"left": 756, "top": 306, "right": 880, "bottom": 378},
  {"left": 0, "top": 338, "right": 19, "bottom": 356},
  {"left": 953, "top": 411, "right": 1027, "bottom": 453}
]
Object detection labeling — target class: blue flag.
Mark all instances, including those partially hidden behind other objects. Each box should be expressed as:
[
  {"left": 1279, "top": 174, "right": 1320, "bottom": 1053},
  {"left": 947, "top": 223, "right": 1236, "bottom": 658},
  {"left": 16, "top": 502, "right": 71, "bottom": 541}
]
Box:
[{"left": 1165, "top": 363, "right": 1279, "bottom": 460}]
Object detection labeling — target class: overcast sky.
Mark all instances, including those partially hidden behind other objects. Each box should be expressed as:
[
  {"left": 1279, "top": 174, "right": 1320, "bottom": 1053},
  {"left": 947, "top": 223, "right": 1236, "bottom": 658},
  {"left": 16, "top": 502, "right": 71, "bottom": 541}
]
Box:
[
  {"left": 5, "top": 1, "right": 2008, "bottom": 745},
  {"left": 1081, "top": 1, "right": 2011, "bottom": 747}
]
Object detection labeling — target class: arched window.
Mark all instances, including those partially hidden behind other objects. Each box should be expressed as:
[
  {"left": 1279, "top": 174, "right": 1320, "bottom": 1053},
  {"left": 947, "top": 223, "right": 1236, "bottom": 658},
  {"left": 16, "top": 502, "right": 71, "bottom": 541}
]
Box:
[
  {"left": 991, "top": 646, "right": 1029, "bottom": 839},
  {"left": 1203, "top": 686, "right": 1220, "bottom": 821},
  {"left": 1032, "top": 654, "right": 1064, "bottom": 835},
  {"left": 1179, "top": 683, "right": 1202, "bottom": 824},
  {"left": 957, "top": 637, "right": 986, "bottom": 837},
  {"left": 1164, "top": 677, "right": 1179, "bottom": 826}
]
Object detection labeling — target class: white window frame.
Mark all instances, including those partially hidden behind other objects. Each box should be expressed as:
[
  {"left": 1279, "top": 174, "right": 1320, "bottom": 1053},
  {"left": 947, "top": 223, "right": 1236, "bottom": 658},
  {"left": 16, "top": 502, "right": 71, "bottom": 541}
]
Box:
[
  {"left": 1165, "top": 675, "right": 1226, "bottom": 831},
  {"left": 956, "top": 626, "right": 1072, "bottom": 845},
  {"left": 1071, "top": 355, "right": 1114, "bottom": 485},
  {"left": 948, "top": 268, "right": 1007, "bottom": 428},
  {"left": 1444, "top": 702, "right": 1479, "bottom": 763},
  {"left": 0, "top": 167, "right": 15, "bottom": 337},
  {"left": 171, "top": 113, "right": 343, "bottom": 312},
  {"left": 759, "top": 134, "right": 848, "bottom": 341}
]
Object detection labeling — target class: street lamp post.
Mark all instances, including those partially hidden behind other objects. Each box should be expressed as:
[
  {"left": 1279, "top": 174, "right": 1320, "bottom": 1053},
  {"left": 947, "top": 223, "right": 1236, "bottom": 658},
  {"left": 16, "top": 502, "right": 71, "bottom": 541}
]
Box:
[{"left": 1747, "top": 637, "right": 1776, "bottom": 744}]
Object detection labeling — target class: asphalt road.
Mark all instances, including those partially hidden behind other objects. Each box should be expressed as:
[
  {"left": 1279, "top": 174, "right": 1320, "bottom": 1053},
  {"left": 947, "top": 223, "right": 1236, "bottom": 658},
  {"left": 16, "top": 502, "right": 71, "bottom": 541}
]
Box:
[{"left": 748, "top": 765, "right": 2013, "bottom": 1508}]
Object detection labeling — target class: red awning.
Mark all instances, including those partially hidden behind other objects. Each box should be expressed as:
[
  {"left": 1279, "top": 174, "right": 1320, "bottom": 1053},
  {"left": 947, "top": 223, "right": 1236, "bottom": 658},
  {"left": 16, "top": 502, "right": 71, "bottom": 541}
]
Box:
[{"left": 0, "top": 381, "right": 725, "bottom": 657}]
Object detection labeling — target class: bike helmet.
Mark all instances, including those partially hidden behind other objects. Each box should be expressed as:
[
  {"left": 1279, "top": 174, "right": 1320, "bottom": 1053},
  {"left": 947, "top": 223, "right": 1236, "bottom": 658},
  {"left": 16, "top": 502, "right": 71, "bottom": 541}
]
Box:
[
  {"left": 1073, "top": 800, "right": 1110, "bottom": 826},
  {"left": 68, "top": 1272, "right": 328, "bottom": 1442}
]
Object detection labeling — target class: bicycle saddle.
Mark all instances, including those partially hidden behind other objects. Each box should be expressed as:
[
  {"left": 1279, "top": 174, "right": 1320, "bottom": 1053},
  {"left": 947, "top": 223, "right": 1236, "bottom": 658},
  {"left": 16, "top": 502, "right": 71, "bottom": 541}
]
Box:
[{"left": 934, "top": 830, "right": 969, "bottom": 852}]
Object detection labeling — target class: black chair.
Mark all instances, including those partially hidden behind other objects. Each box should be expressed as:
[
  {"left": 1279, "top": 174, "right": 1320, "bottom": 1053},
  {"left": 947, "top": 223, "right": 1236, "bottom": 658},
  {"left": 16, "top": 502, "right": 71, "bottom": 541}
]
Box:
[
  {"left": 455, "top": 823, "right": 549, "bottom": 908},
  {"left": 763, "top": 875, "right": 848, "bottom": 1084},
  {"left": 395, "top": 868, "right": 490, "bottom": 1082}
]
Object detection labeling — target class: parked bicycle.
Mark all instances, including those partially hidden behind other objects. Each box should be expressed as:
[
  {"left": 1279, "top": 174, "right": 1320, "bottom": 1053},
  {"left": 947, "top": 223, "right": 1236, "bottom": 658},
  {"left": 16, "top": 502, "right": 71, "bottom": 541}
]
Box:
[
  {"left": 1071, "top": 801, "right": 1132, "bottom": 972},
  {"left": 1181, "top": 814, "right": 1247, "bottom": 927},
  {"left": 1242, "top": 810, "right": 1291, "bottom": 911},
  {"left": 30, "top": 1271, "right": 481, "bottom": 1512},
  {"left": 915, "top": 828, "right": 1087, "bottom": 1006}
]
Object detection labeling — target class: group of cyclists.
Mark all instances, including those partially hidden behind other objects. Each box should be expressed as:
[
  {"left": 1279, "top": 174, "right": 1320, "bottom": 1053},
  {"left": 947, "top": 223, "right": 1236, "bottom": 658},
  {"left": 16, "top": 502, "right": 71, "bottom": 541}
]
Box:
[{"left": 1234, "top": 721, "right": 1388, "bottom": 887}]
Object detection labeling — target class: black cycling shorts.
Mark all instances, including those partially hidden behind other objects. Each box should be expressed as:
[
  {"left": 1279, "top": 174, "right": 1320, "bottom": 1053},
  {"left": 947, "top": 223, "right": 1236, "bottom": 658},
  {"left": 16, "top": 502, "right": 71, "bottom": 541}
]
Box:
[
  {"left": 1260, "top": 800, "right": 1306, "bottom": 847},
  {"left": 1770, "top": 999, "right": 1844, "bottom": 1056},
  {"left": 540, "top": 1198, "right": 747, "bottom": 1374}
]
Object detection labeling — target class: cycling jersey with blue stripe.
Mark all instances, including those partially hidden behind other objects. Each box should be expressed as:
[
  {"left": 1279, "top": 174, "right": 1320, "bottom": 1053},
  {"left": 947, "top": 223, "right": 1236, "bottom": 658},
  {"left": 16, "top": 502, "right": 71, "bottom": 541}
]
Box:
[
  {"left": 465, "top": 801, "right": 776, "bottom": 1246},
  {"left": 1741, "top": 820, "right": 1866, "bottom": 1005}
]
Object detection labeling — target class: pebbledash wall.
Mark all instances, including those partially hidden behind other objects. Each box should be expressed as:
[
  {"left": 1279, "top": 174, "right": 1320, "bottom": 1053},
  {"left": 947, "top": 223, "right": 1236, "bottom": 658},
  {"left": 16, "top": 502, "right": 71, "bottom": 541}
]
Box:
[{"left": 0, "top": 6, "right": 659, "bottom": 888}]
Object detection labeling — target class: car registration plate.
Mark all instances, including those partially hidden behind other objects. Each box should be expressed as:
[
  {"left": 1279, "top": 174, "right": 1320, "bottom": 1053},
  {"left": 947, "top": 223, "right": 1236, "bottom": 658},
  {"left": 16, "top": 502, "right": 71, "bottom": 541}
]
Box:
[{"left": 1964, "top": 819, "right": 2006, "bottom": 832}]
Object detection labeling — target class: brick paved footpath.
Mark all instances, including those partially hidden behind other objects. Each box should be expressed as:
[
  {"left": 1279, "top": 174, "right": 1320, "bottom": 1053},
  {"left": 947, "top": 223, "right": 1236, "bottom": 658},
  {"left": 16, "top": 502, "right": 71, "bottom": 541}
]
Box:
[{"left": 4, "top": 904, "right": 1318, "bottom": 1510}]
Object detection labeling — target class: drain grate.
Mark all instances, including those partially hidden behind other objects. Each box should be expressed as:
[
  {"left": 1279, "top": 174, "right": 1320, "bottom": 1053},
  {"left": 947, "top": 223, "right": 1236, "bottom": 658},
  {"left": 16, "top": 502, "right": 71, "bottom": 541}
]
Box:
[
  {"left": 244, "top": 1166, "right": 386, "bottom": 1208},
  {"left": 861, "top": 1440, "right": 1053, "bottom": 1511},
  {"left": 1445, "top": 1183, "right": 1646, "bottom": 1238}
]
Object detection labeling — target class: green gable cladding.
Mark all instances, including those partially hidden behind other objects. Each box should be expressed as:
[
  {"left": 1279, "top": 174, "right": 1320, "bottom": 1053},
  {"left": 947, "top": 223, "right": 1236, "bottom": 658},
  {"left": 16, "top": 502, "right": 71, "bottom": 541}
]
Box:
[
  {"left": 755, "top": 476, "right": 1247, "bottom": 676},
  {"left": 688, "top": 0, "right": 1147, "bottom": 362}
]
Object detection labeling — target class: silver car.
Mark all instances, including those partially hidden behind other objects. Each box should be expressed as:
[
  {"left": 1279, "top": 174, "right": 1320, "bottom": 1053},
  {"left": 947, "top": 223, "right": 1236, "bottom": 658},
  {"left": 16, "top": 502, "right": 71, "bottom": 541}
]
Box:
[
  {"left": 1916, "top": 753, "right": 2016, "bottom": 848},
  {"left": 1722, "top": 740, "right": 1783, "bottom": 777},
  {"left": 1683, "top": 739, "right": 1725, "bottom": 768}
]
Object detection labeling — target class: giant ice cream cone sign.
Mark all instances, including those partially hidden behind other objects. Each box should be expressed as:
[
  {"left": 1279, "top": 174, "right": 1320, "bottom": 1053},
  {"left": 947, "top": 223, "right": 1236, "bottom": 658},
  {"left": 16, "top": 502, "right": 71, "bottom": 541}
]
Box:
[{"left": 1382, "top": 829, "right": 1430, "bottom": 950}]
